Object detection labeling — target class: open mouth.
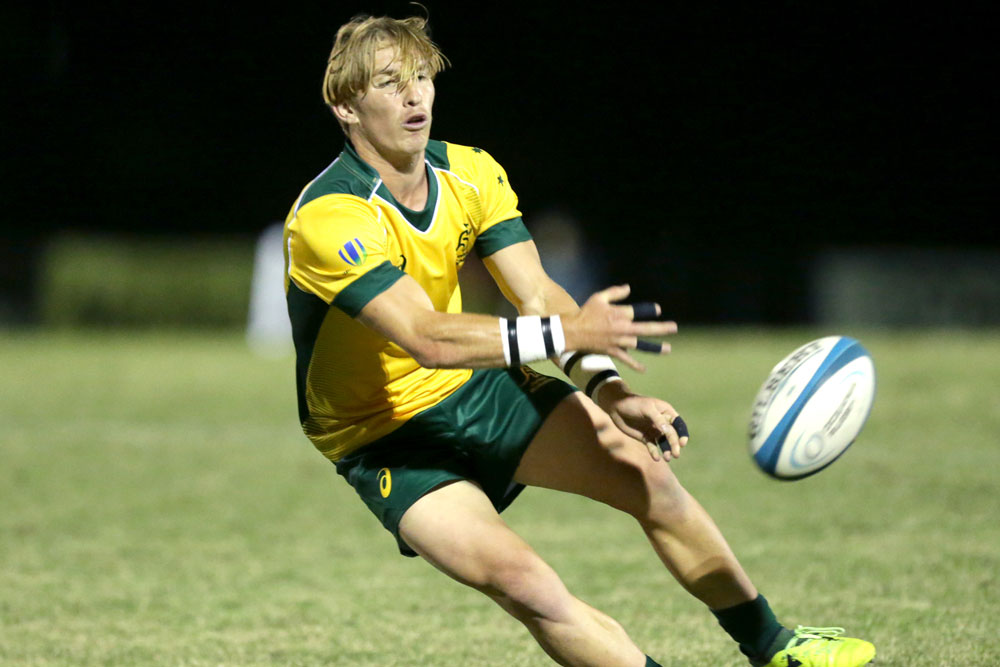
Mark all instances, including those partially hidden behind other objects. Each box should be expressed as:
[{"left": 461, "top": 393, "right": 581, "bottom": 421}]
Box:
[{"left": 404, "top": 113, "right": 428, "bottom": 129}]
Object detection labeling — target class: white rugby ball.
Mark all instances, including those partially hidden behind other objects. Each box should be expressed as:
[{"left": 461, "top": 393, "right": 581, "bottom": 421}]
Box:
[{"left": 748, "top": 336, "right": 875, "bottom": 480}]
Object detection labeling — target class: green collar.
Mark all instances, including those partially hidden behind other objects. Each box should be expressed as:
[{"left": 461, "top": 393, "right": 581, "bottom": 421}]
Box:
[{"left": 342, "top": 141, "right": 438, "bottom": 232}]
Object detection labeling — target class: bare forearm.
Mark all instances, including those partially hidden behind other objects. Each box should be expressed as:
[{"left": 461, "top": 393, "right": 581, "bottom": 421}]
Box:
[
  {"left": 358, "top": 271, "right": 674, "bottom": 374},
  {"left": 516, "top": 277, "right": 580, "bottom": 318},
  {"left": 356, "top": 276, "right": 510, "bottom": 369},
  {"left": 408, "top": 310, "right": 507, "bottom": 369}
]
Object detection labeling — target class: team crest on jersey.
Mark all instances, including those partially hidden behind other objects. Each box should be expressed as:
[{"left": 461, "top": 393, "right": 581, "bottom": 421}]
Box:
[
  {"left": 455, "top": 220, "right": 472, "bottom": 266},
  {"left": 338, "top": 238, "right": 368, "bottom": 266}
]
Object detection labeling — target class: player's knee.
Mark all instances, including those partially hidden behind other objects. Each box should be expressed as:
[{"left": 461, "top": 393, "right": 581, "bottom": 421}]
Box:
[
  {"left": 591, "top": 421, "right": 691, "bottom": 526},
  {"left": 641, "top": 463, "right": 692, "bottom": 528},
  {"left": 618, "top": 457, "right": 692, "bottom": 528}
]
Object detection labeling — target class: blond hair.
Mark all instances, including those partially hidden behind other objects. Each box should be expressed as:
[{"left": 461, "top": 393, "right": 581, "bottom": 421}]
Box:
[{"left": 322, "top": 13, "right": 448, "bottom": 111}]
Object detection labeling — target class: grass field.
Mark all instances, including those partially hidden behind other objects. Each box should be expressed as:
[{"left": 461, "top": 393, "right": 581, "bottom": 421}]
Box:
[{"left": 2, "top": 328, "right": 998, "bottom": 665}]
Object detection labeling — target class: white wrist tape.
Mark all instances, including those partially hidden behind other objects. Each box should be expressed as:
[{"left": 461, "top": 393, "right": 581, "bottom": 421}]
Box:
[
  {"left": 498, "top": 315, "right": 565, "bottom": 366},
  {"left": 558, "top": 351, "right": 622, "bottom": 399}
]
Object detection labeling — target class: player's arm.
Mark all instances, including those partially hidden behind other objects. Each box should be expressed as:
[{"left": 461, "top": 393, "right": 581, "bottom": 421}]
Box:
[
  {"left": 356, "top": 273, "right": 506, "bottom": 369},
  {"left": 355, "top": 265, "right": 675, "bottom": 372},
  {"left": 482, "top": 240, "right": 689, "bottom": 459},
  {"left": 288, "top": 193, "right": 666, "bottom": 371}
]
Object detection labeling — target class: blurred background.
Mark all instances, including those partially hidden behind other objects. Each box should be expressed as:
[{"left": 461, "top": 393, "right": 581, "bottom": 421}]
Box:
[{"left": 2, "top": 1, "right": 997, "bottom": 338}]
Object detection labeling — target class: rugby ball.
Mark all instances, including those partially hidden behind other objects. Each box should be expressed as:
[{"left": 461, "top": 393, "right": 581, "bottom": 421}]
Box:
[{"left": 748, "top": 336, "right": 875, "bottom": 480}]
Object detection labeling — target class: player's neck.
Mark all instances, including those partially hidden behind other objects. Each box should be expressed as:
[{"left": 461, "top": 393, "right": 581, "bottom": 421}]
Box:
[
  {"left": 380, "top": 163, "right": 429, "bottom": 211},
  {"left": 350, "top": 136, "right": 428, "bottom": 210}
]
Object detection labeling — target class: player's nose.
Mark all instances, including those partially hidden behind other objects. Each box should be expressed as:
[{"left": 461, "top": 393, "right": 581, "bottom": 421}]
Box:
[{"left": 401, "top": 80, "right": 422, "bottom": 105}]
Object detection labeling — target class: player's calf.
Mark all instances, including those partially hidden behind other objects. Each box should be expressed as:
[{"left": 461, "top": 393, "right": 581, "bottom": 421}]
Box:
[
  {"left": 477, "top": 545, "right": 574, "bottom": 623},
  {"left": 475, "top": 548, "right": 649, "bottom": 667}
]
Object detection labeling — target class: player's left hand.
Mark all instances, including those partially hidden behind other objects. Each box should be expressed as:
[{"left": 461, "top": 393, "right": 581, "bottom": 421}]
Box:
[{"left": 596, "top": 383, "right": 689, "bottom": 461}]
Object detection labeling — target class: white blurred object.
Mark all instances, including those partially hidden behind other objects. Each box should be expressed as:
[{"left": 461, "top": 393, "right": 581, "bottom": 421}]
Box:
[{"left": 246, "top": 223, "right": 293, "bottom": 357}]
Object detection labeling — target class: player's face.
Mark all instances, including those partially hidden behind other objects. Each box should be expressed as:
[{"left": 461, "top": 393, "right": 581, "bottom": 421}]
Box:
[{"left": 351, "top": 45, "right": 435, "bottom": 161}]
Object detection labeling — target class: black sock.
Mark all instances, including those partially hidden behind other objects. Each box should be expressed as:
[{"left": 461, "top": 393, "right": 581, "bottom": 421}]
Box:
[
  {"left": 645, "top": 656, "right": 663, "bottom": 667},
  {"left": 711, "top": 594, "right": 792, "bottom": 661}
]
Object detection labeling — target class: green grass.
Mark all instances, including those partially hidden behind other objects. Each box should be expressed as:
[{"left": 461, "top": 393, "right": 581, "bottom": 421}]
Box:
[{"left": 2, "top": 329, "right": 998, "bottom": 665}]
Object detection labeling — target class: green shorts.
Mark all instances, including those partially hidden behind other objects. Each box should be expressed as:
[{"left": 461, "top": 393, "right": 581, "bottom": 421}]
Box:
[{"left": 334, "top": 367, "right": 577, "bottom": 556}]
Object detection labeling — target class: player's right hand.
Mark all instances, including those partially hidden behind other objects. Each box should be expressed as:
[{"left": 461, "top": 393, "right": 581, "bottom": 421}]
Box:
[{"left": 562, "top": 284, "right": 677, "bottom": 372}]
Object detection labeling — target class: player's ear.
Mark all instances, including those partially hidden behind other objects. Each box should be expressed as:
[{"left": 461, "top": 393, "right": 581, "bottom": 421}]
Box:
[{"left": 331, "top": 102, "right": 359, "bottom": 127}]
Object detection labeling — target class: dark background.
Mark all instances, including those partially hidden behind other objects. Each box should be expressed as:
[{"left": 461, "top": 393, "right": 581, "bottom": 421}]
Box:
[{"left": 3, "top": 2, "right": 996, "bottom": 323}]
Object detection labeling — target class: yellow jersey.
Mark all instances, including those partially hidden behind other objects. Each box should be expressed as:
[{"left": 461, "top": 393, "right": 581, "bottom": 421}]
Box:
[{"left": 283, "top": 140, "right": 531, "bottom": 461}]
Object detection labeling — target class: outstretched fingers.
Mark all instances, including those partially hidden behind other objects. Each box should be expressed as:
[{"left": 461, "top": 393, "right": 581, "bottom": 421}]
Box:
[
  {"left": 628, "top": 308, "right": 676, "bottom": 357},
  {"left": 596, "top": 283, "right": 633, "bottom": 304},
  {"left": 607, "top": 347, "right": 646, "bottom": 373},
  {"left": 576, "top": 285, "right": 679, "bottom": 368}
]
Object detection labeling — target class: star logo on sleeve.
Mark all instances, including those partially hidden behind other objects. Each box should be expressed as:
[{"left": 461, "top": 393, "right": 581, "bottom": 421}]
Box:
[{"left": 497, "top": 174, "right": 504, "bottom": 186}]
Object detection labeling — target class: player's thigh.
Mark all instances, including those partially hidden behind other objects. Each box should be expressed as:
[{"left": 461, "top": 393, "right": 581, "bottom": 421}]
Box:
[
  {"left": 398, "top": 480, "right": 567, "bottom": 600},
  {"left": 513, "top": 392, "right": 683, "bottom": 519}
]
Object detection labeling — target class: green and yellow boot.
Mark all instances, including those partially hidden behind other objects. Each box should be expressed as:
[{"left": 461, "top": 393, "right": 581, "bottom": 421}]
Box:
[{"left": 763, "top": 626, "right": 875, "bottom": 666}]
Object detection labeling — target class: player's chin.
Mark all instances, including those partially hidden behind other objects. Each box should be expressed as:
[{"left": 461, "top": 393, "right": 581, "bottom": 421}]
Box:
[{"left": 401, "top": 131, "right": 431, "bottom": 152}]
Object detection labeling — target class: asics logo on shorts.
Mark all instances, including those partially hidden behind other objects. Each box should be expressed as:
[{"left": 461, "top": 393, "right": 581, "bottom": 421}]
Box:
[{"left": 377, "top": 468, "right": 392, "bottom": 498}]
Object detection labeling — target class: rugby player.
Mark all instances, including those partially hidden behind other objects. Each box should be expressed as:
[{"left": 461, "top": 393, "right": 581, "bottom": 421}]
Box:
[{"left": 282, "top": 12, "right": 876, "bottom": 667}]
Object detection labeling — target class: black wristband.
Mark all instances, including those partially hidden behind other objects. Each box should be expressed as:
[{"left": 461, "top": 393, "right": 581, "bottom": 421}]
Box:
[
  {"left": 562, "top": 351, "right": 585, "bottom": 377},
  {"left": 585, "top": 369, "right": 620, "bottom": 398},
  {"left": 506, "top": 319, "right": 520, "bottom": 366},
  {"left": 540, "top": 317, "right": 555, "bottom": 357}
]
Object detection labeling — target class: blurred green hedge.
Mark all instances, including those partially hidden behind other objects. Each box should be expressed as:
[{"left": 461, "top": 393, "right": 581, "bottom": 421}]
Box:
[{"left": 40, "top": 235, "right": 255, "bottom": 328}]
